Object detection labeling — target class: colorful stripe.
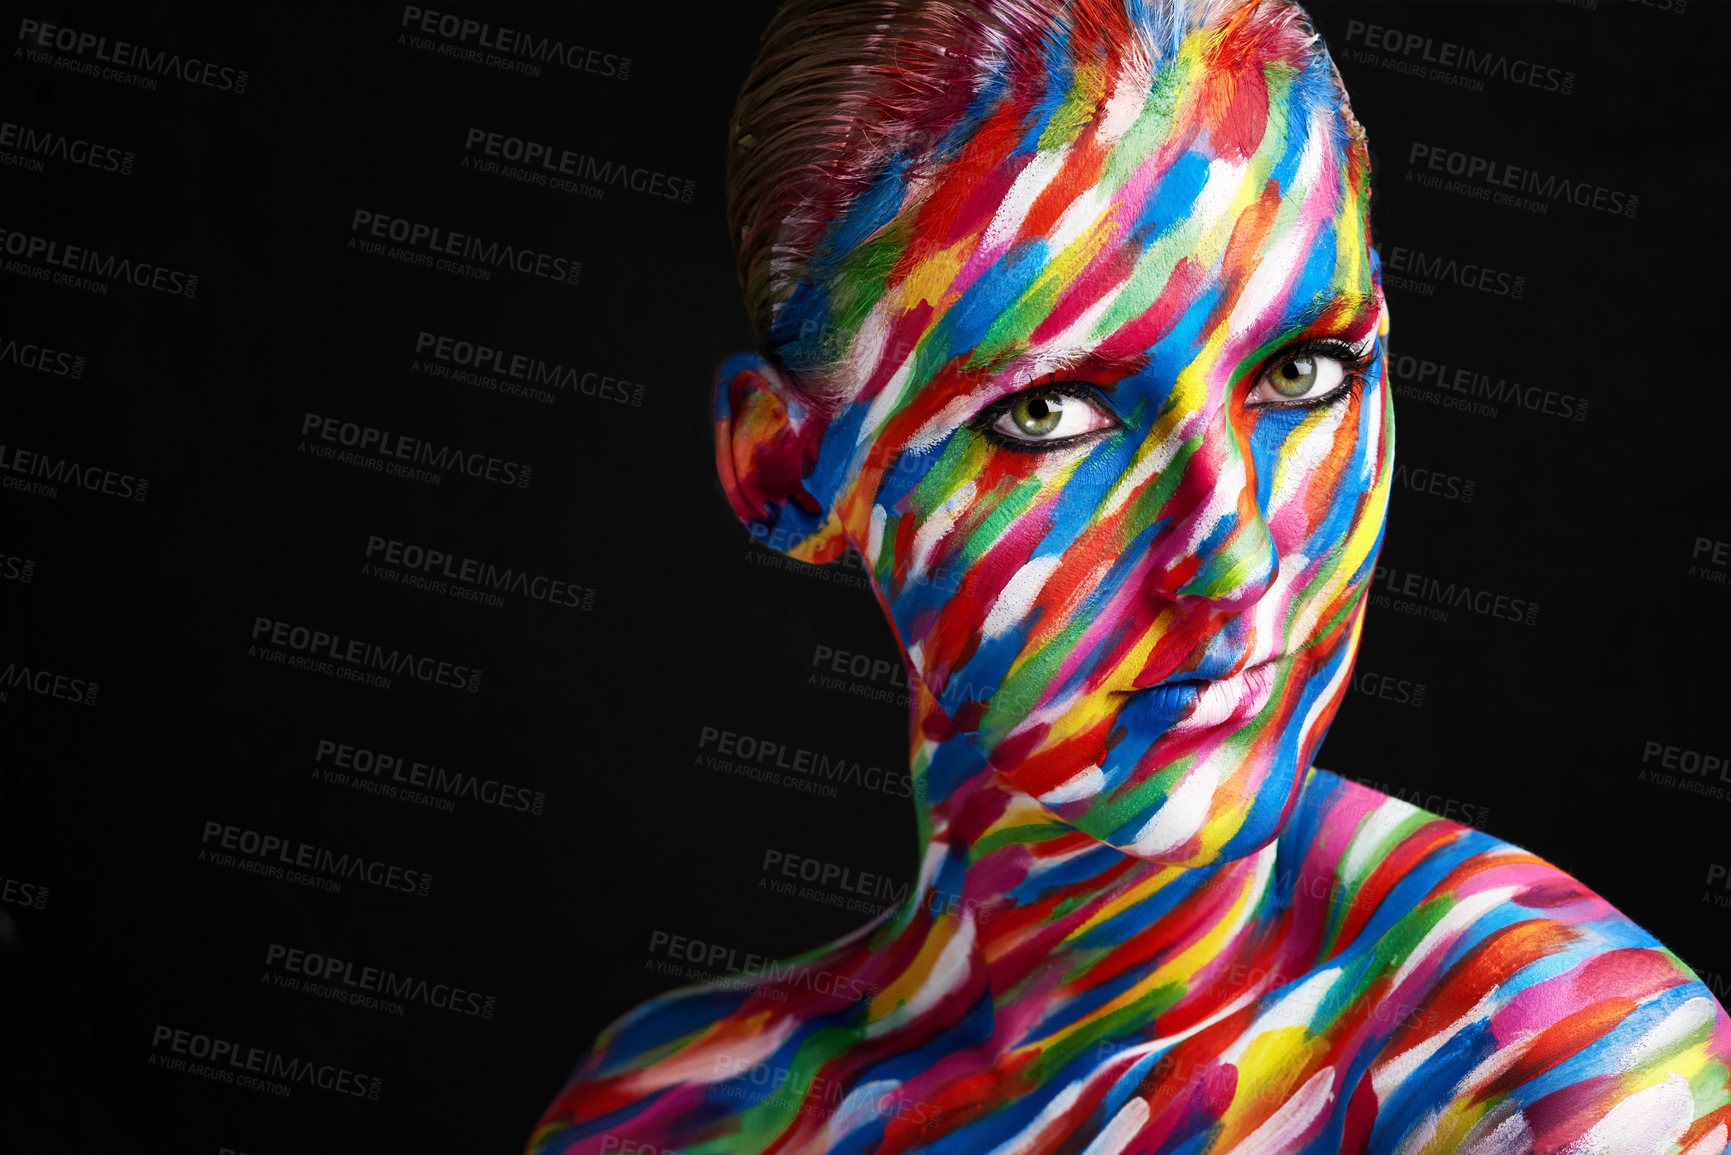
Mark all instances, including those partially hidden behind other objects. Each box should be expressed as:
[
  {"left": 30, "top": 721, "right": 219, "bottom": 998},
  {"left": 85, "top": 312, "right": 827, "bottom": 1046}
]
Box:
[{"left": 534, "top": 2, "right": 1731, "bottom": 1152}]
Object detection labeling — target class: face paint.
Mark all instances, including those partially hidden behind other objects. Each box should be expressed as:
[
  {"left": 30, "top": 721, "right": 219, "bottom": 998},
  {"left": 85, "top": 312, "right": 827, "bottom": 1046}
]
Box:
[
  {"left": 761, "top": 5, "right": 1391, "bottom": 867},
  {"left": 532, "top": 5, "right": 1731, "bottom": 1153}
]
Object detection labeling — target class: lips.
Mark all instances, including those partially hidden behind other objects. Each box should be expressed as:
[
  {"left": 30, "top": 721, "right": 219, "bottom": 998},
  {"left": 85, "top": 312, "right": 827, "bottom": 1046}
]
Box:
[{"left": 1127, "top": 658, "right": 1284, "bottom": 733}]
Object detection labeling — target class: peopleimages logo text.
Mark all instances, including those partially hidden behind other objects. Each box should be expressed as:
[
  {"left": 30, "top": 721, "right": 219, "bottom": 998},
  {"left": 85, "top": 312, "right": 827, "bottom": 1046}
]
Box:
[
  {"left": 300, "top": 413, "right": 530, "bottom": 488},
  {"left": 399, "top": 6, "right": 630, "bottom": 79},
  {"left": 0, "top": 121, "right": 134, "bottom": 173},
  {"left": 1408, "top": 144, "right": 1637, "bottom": 218},
  {"left": 314, "top": 737, "right": 547, "bottom": 816},
  {"left": 17, "top": 19, "right": 249, "bottom": 92},
  {"left": 0, "top": 336, "right": 86, "bottom": 378},
  {"left": 0, "top": 661, "right": 100, "bottom": 705},
  {"left": 149, "top": 1025, "right": 379, "bottom": 1099},
  {"left": 1387, "top": 246, "right": 1524, "bottom": 298},
  {"left": 365, "top": 536, "right": 593, "bottom": 611},
  {"left": 265, "top": 943, "right": 497, "bottom": 1018},
  {"left": 464, "top": 128, "right": 694, "bottom": 202},
  {"left": 250, "top": 617, "right": 482, "bottom": 692},
  {"left": 0, "top": 444, "right": 148, "bottom": 500},
  {"left": 1341, "top": 19, "right": 1573, "bottom": 93},
  {"left": 350, "top": 210, "right": 578, "bottom": 284},
  {"left": 0, "top": 228, "right": 197, "bottom": 296},
  {"left": 200, "top": 820, "right": 433, "bottom": 896}
]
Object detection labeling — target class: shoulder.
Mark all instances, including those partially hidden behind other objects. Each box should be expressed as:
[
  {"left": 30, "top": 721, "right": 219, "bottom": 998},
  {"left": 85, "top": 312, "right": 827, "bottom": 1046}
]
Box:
[
  {"left": 526, "top": 979, "right": 778, "bottom": 1154},
  {"left": 527, "top": 927, "right": 890, "bottom": 1155},
  {"left": 1299, "top": 769, "right": 1731, "bottom": 1154}
]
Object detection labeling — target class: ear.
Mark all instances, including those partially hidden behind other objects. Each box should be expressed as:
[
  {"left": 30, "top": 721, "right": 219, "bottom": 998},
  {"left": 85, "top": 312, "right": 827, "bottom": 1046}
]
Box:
[{"left": 712, "top": 353, "right": 850, "bottom": 565}]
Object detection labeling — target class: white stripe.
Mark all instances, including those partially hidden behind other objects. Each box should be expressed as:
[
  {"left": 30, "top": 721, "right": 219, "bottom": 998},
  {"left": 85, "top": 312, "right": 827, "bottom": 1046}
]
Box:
[
  {"left": 857, "top": 356, "right": 916, "bottom": 448},
  {"left": 1292, "top": 649, "right": 1352, "bottom": 766},
  {"left": 825, "top": 1079, "right": 903, "bottom": 1140},
  {"left": 1222, "top": 967, "right": 1341, "bottom": 1065},
  {"left": 1447, "top": 1032, "right": 1535, "bottom": 1103},
  {"left": 1458, "top": 1107, "right": 1533, "bottom": 1155},
  {"left": 1226, "top": 1064, "right": 1335, "bottom": 1155},
  {"left": 983, "top": 555, "right": 1065, "bottom": 640},
  {"left": 1096, "top": 406, "right": 1203, "bottom": 521},
  {"left": 982, "top": 1081, "right": 1087, "bottom": 1155},
  {"left": 1558, "top": 1072, "right": 1693, "bottom": 1155},
  {"left": 1268, "top": 403, "right": 1347, "bottom": 517},
  {"left": 1039, "top": 271, "right": 1133, "bottom": 356},
  {"left": 1047, "top": 183, "right": 1114, "bottom": 259},
  {"left": 622, "top": 1014, "right": 799, "bottom": 1094},
  {"left": 982, "top": 146, "right": 1072, "bottom": 257},
  {"left": 1370, "top": 991, "right": 1496, "bottom": 1104},
  {"left": 1339, "top": 796, "right": 1425, "bottom": 886},
  {"left": 1096, "top": 60, "right": 1154, "bottom": 147},
  {"left": 839, "top": 307, "right": 893, "bottom": 400},
  {"left": 1193, "top": 156, "right": 1252, "bottom": 232},
  {"left": 1127, "top": 759, "right": 1219, "bottom": 857},
  {"left": 1225, "top": 108, "right": 1328, "bottom": 347},
  {"left": 1169, "top": 451, "right": 1248, "bottom": 561},
  {"left": 1079, "top": 1096, "right": 1151, "bottom": 1155},
  {"left": 1620, "top": 995, "right": 1716, "bottom": 1072},
  {"left": 1040, "top": 765, "right": 1106, "bottom": 806},
  {"left": 909, "top": 480, "right": 977, "bottom": 578},
  {"left": 864, "top": 912, "right": 978, "bottom": 1038},
  {"left": 1382, "top": 887, "right": 1515, "bottom": 999}
]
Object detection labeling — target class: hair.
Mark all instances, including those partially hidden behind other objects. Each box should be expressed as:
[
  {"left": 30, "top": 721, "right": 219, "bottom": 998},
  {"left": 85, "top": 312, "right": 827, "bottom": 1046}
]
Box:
[{"left": 724, "top": 0, "right": 1347, "bottom": 377}]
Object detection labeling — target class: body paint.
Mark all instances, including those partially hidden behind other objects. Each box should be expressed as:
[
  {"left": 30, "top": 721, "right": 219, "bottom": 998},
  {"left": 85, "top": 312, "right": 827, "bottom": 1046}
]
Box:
[{"left": 535, "top": 2, "right": 1731, "bottom": 1151}]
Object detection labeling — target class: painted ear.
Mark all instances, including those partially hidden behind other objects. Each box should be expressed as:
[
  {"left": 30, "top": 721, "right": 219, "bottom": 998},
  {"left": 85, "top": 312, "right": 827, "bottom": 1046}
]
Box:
[{"left": 712, "top": 353, "right": 849, "bottom": 565}]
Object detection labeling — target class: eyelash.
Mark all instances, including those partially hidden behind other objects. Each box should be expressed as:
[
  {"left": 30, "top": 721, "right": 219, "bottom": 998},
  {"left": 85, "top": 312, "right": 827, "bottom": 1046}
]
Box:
[
  {"left": 1247, "top": 338, "right": 1375, "bottom": 412},
  {"left": 966, "top": 337, "right": 1375, "bottom": 451},
  {"left": 968, "top": 380, "right": 1120, "bottom": 453}
]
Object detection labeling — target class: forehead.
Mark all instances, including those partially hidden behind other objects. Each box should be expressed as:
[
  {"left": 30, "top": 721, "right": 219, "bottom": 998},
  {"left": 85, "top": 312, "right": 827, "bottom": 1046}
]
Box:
[{"left": 778, "top": 18, "right": 1372, "bottom": 395}]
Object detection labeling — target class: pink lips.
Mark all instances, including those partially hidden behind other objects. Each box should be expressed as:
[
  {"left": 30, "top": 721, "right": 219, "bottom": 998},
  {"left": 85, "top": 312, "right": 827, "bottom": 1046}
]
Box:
[{"left": 1168, "top": 659, "right": 1280, "bottom": 731}]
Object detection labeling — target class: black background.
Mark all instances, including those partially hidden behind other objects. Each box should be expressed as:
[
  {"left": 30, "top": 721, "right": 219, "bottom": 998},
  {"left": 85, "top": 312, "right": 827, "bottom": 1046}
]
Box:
[{"left": 2, "top": 2, "right": 1726, "bottom": 1152}]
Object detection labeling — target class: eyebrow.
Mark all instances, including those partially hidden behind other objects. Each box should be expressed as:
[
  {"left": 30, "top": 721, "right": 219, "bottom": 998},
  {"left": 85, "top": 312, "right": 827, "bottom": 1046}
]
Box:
[
  {"left": 1280, "top": 292, "right": 1380, "bottom": 335},
  {"left": 990, "top": 347, "right": 1154, "bottom": 390},
  {"left": 994, "top": 291, "right": 1379, "bottom": 388}
]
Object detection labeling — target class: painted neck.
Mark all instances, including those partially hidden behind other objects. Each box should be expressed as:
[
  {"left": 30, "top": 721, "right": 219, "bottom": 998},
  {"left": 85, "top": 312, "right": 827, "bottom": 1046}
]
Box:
[{"left": 895, "top": 683, "right": 1278, "bottom": 980}]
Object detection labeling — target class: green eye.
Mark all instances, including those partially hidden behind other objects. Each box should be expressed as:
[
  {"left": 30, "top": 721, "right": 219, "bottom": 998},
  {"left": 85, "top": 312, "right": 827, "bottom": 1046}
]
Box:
[
  {"left": 1247, "top": 348, "right": 1355, "bottom": 408},
  {"left": 1270, "top": 356, "right": 1318, "bottom": 397},
  {"left": 1011, "top": 393, "right": 1066, "bottom": 437},
  {"left": 983, "top": 383, "right": 1118, "bottom": 448}
]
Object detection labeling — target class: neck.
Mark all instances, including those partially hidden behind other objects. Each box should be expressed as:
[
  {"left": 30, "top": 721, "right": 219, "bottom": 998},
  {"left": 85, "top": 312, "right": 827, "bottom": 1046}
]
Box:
[{"left": 887, "top": 686, "right": 1296, "bottom": 1053}]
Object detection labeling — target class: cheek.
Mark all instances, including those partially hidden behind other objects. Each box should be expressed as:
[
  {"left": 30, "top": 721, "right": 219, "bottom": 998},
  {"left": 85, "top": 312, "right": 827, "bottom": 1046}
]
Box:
[
  {"left": 1251, "top": 393, "right": 1379, "bottom": 563},
  {"left": 869, "top": 443, "right": 1115, "bottom": 659}
]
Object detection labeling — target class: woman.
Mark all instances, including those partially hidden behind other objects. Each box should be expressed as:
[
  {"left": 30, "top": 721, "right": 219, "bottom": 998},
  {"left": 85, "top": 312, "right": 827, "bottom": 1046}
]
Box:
[{"left": 530, "top": 0, "right": 1731, "bottom": 1151}]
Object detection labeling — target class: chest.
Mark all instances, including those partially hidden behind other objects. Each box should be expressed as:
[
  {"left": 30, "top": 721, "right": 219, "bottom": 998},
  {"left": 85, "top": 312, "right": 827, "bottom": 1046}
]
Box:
[
  {"left": 756, "top": 962, "right": 1418, "bottom": 1155},
  {"left": 765, "top": 914, "right": 1481, "bottom": 1155}
]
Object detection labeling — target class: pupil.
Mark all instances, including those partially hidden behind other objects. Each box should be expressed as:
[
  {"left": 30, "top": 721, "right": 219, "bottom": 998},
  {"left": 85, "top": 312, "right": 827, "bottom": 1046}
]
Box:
[
  {"left": 1281, "top": 362, "right": 1301, "bottom": 380},
  {"left": 1012, "top": 392, "right": 1065, "bottom": 438}
]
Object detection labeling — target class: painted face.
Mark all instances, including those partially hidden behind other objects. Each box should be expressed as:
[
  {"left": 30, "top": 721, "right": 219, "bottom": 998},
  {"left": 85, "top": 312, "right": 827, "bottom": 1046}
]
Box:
[{"left": 729, "top": 14, "right": 1392, "bottom": 867}]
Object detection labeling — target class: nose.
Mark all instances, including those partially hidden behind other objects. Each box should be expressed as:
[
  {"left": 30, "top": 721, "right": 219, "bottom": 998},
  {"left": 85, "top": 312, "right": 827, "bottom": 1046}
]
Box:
[{"left": 1141, "top": 404, "right": 1277, "bottom": 612}]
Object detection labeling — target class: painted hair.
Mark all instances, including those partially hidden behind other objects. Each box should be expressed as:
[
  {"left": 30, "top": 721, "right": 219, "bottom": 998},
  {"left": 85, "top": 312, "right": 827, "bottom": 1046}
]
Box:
[{"left": 724, "top": 0, "right": 1360, "bottom": 393}]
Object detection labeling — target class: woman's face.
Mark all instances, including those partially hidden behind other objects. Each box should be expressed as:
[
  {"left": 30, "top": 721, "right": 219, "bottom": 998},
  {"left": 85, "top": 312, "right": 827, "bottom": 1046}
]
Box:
[{"left": 753, "top": 29, "right": 1391, "bottom": 866}]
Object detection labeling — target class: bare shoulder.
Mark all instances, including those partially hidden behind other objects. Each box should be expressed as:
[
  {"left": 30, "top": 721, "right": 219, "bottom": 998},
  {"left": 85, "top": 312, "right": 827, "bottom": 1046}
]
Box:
[
  {"left": 1302, "top": 770, "right": 1731, "bottom": 1153},
  {"left": 526, "top": 921, "right": 892, "bottom": 1155}
]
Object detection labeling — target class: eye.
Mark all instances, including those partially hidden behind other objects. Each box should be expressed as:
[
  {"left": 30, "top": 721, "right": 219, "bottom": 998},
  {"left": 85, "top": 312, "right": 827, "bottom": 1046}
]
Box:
[
  {"left": 977, "top": 385, "right": 1119, "bottom": 450},
  {"left": 1245, "top": 341, "right": 1369, "bottom": 409}
]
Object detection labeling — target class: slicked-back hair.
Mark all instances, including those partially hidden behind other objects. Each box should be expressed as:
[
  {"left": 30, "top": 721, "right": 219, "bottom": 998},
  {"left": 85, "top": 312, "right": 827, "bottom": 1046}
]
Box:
[{"left": 724, "top": 0, "right": 1347, "bottom": 380}]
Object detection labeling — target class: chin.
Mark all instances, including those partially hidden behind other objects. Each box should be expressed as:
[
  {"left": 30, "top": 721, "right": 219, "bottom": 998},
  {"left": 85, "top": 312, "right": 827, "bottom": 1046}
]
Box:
[
  {"left": 1006, "top": 699, "right": 1330, "bottom": 867},
  {"left": 1086, "top": 761, "right": 1306, "bottom": 868}
]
